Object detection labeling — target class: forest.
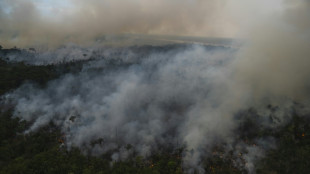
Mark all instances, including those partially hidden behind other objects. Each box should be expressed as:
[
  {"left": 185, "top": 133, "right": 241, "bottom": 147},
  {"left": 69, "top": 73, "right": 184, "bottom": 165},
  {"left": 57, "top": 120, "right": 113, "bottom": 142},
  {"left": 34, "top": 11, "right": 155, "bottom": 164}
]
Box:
[{"left": 0, "top": 47, "right": 310, "bottom": 174}]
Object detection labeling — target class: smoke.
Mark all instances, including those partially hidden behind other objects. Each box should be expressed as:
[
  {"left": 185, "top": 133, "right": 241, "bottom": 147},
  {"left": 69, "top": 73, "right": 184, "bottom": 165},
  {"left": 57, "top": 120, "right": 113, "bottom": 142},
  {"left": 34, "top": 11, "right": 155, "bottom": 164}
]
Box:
[
  {"left": 233, "top": 0, "right": 310, "bottom": 103},
  {"left": 3, "top": 45, "right": 245, "bottom": 172},
  {"left": 0, "top": 0, "right": 235, "bottom": 48},
  {"left": 2, "top": 0, "right": 310, "bottom": 173},
  {"left": 6, "top": 45, "right": 238, "bottom": 151}
]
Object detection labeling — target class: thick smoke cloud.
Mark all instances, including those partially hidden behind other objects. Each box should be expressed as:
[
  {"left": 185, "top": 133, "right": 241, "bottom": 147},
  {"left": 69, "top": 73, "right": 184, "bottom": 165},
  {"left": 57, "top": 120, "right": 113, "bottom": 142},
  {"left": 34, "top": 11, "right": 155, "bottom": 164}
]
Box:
[
  {"left": 2, "top": 0, "right": 310, "bottom": 173},
  {"left": 5, "top": 46, "right": 242, "bottom": 171},
  {"left": 233, "top": 0, "right": 310, "bottom": 103},
  {"left": 0, "top": 0, "right": 235, "bottom": 48}
]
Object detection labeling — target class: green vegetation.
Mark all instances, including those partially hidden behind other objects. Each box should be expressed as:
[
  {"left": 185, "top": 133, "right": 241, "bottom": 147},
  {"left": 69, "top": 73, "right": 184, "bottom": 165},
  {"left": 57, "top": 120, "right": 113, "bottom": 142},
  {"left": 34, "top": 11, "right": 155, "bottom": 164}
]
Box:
[
  {"left": 0, "top": 56, "right": 87, "bottom": 96},
  {"left": 256, "top": 116, "right": 310, "bottom": 174},
  {"left": 0, "top": 56, "right": 239, "bottom": 173},
  {"left": 0, "top": 59, "right": 57, "bottom": 95},
  {"left": 2, "top": 106, "right": 310, "bottom": 174},
  {"left": 0, "top": 52, "right": 310, "bottom": 173},
  {"left": 0, "top": 109, "right": 241, "bottom": 174}
]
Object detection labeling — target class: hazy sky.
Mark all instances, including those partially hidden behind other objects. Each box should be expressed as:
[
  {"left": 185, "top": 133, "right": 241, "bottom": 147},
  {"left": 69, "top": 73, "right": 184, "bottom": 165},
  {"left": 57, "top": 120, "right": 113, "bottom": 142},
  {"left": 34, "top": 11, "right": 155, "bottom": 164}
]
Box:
[
  {"left": 0, "top": 0, "right": 286, "bottom": 47},
  {"left": 32, "top": 0, "right": 71, "bottom": 16}
]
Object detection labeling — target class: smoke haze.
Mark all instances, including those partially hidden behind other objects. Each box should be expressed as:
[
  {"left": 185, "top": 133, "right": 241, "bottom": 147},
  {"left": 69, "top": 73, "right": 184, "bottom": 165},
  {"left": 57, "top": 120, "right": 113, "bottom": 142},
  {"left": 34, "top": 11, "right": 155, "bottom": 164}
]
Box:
[{"left": 0, "top": 0, "right": 235, "bottom": 48}]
